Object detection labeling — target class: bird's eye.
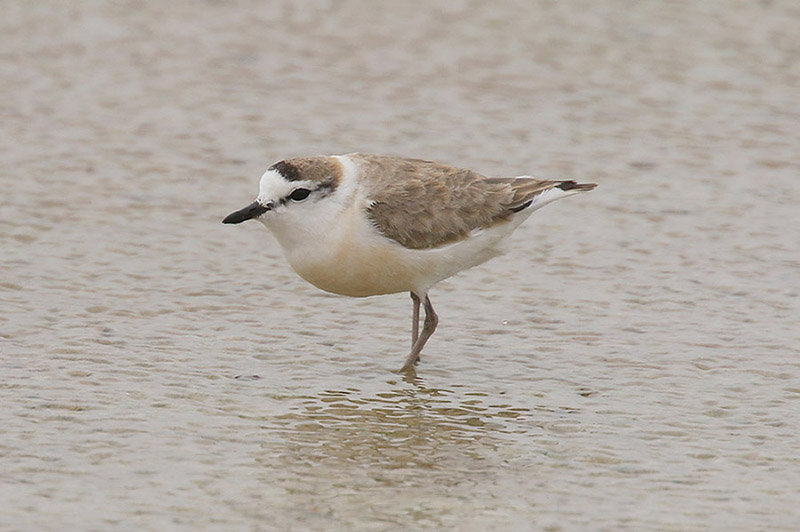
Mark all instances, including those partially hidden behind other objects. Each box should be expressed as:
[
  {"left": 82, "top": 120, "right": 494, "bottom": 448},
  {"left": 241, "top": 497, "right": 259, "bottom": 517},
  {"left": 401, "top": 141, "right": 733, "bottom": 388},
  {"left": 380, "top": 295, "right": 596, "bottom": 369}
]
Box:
[{"left": 289, "top": 188, "right": 311, "bottom": 202}]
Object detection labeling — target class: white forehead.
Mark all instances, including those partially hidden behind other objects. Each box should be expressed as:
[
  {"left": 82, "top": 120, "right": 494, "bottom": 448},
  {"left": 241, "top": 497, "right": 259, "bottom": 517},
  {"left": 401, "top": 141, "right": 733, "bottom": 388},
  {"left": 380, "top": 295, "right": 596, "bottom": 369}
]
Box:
[{"left": 257, "top": 169, "right": 299, "bottom": 203}]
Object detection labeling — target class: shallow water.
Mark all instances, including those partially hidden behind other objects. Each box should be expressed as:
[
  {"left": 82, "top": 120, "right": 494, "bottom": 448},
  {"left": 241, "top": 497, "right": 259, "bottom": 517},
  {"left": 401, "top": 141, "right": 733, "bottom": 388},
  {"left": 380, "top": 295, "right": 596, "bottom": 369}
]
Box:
[{"left": 2, "top": 1, "right": 800, "bottom": 530}]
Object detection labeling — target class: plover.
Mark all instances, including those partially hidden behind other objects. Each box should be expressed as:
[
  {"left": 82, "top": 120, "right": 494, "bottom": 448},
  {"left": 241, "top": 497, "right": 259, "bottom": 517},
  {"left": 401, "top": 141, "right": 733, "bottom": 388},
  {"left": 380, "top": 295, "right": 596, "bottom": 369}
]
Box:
[{"left": 223, "top": 153, "right": 596, "bottom": 372}]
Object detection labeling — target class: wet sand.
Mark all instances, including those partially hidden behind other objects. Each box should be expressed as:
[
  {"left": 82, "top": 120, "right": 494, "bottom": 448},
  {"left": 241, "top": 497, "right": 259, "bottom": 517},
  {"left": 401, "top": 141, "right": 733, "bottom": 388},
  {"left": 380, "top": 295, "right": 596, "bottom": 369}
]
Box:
[{"left": 2, "top": 1, "right": 799, "bottom": 530}]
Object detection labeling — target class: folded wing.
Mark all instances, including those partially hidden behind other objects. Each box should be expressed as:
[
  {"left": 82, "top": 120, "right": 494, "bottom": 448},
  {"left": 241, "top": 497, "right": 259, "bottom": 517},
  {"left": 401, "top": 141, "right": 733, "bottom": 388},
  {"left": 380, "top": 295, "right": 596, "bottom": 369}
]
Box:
[{"left": 353, "top": 154, "right": 595, "bottom": 250}]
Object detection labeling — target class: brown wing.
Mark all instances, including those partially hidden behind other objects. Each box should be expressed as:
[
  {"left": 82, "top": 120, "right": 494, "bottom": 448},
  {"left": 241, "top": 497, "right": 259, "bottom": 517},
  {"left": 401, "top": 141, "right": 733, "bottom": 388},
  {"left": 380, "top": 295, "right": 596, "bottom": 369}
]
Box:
[{"left": 353, "top": 154, "right": 569, "bottom": 250}]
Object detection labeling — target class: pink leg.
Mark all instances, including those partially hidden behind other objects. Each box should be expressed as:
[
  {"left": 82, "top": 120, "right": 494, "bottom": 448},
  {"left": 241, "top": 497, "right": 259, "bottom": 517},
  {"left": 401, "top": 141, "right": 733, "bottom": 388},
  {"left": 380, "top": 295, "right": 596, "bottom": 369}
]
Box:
[
  {"left": 410, "top": 292, "right": 420, "bottom": 347},
  {"left": 399, "top": 294, "right": 438, "bottom": 373}
]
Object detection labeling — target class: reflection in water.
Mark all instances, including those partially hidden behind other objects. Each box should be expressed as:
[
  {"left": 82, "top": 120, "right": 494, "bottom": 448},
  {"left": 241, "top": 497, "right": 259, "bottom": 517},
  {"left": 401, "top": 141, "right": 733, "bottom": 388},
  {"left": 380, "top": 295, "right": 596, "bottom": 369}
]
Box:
[
  {"left": 247, "top": 378, "right": 535, "bottom": 528},
  {"left": 270, "top": 377, "right": 529, "bottom": 471}
]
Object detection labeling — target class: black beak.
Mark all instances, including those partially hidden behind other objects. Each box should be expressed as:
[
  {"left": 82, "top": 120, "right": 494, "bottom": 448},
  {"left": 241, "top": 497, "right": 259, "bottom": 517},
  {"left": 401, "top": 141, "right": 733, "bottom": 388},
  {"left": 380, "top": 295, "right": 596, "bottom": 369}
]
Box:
[{"left": 222, "top": 201, "right": 270, "bottom": 224}]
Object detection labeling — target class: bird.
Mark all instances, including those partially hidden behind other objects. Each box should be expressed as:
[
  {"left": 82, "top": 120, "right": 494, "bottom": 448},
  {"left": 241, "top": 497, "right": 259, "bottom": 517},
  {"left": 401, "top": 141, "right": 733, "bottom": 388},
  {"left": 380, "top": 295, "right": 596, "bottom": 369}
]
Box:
[{"left": 223, "top": 153, "right": 596, "bottom": 372}]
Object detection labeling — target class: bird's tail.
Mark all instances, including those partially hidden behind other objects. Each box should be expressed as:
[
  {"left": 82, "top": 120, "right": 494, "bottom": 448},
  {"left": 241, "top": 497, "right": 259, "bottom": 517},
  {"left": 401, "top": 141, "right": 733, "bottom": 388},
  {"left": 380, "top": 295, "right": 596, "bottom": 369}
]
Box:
[
  {"left": 487, "top": 177, "right": 597, "bottom": 213},
  {"left": 554, "top": 180, "right": 597, "bottom": 193}
]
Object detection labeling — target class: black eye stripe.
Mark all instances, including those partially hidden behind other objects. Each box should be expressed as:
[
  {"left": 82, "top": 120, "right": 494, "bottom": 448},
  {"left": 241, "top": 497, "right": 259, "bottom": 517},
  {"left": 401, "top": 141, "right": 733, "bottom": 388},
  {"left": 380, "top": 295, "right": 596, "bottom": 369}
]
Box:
[{"left": 276, "top": 179, "right": 336, "bottom": 207}]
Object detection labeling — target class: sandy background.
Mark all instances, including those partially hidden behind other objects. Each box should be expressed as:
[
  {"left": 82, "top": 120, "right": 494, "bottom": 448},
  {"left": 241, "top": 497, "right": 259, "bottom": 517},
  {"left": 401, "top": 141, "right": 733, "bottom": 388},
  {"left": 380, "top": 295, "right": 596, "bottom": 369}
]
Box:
[{"left": 2, "top": 1, "right": 799, "bottom": 530}]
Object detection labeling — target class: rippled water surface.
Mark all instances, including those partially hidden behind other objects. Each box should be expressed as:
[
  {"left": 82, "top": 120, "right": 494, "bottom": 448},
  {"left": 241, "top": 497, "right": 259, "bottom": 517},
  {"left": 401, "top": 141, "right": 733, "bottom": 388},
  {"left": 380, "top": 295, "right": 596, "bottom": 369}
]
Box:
[{"left": 2, "top": 1, "right": 800, "bottom": 530}]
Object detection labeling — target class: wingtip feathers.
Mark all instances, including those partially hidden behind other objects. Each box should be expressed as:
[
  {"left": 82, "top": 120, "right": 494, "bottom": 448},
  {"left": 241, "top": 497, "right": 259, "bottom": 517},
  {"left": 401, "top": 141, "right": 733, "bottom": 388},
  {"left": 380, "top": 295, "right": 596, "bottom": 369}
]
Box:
[{"left": 556, "top": 181, "right": 598, "bottom": 192}]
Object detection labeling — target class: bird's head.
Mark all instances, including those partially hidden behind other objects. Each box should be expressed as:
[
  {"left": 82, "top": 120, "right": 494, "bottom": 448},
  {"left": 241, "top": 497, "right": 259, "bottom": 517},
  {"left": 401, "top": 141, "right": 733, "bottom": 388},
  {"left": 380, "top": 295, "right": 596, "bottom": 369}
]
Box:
[{"left": 222, "top": 157, "right": 343, "bottom": 227}]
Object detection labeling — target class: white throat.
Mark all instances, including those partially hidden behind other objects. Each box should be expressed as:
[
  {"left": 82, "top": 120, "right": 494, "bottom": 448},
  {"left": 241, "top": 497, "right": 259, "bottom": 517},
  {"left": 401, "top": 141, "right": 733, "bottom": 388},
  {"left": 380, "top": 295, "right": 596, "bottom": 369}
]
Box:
[{"left": 259, "top": 155, "right": 363, "bottom": 280}]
